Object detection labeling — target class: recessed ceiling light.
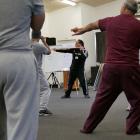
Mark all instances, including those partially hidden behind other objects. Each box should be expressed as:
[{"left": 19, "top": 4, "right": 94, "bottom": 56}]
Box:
[{"left": 61, "top": 0, "right": 77, "bottom": 6}]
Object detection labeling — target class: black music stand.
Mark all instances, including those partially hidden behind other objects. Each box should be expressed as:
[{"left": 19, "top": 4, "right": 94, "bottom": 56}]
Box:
[{"left": 47, "top": 72, "right": 61, "bottom": 88}]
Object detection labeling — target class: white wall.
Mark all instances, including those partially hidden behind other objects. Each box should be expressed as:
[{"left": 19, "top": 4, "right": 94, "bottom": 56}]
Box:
[
  {"left": 94, "top": 0, "right": 122, "bottom": 19},
  {"left": 43, "top": 5, "right": 82, "bottom": 40},
  {"left": 80, "top": 3, "right": 96, "bottom": 78}
]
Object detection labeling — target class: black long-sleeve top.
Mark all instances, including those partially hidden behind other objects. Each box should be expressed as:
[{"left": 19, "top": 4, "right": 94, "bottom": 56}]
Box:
[{"left": 55, "top": 48, "right": 88, "bottom": 70}]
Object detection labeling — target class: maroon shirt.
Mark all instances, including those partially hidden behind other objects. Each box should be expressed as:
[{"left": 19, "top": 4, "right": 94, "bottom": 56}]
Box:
[{"left": 99, "top": 14, "right": 140, "bottom": 66}]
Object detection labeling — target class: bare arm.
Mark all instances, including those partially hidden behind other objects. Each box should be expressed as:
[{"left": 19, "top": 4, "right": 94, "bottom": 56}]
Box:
[
  {"left": 31, "top": 13, "right": 45, "bottom": 32},
  {"left": 71, "top": 21, "right": 99, "bottom": 35},
  {"left": 40, "top": 36, "right": 51, "bottom": 54}
]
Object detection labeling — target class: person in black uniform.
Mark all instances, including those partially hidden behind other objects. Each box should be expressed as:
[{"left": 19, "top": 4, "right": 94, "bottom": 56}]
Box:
[{"left": 54, "top": 39, "right": 90, "bottom": 99}]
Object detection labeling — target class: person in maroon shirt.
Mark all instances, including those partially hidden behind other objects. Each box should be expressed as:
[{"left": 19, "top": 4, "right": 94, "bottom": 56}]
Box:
[{"left": 71, "top": 0, "right": 140, "bottom": 135}]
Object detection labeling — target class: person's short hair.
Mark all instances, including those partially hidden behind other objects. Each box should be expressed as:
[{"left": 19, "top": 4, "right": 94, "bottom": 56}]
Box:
[
  {"left": 125, "top": 0, "right": 138, "bottom": 14},
  {"left": 32, "top": 30, "right": 41, "bottom": 39},
  {"left": 77, "top": 39, "right": 84, "bottom": 47}
]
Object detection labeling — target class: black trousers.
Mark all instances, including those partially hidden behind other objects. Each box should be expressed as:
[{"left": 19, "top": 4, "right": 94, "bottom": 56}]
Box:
[{"left": 65, "top": 69, "right": 88, "bottom": 96}]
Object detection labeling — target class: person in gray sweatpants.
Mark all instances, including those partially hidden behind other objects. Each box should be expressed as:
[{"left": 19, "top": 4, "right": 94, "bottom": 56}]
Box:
[
  {"left": 0, "top": 0, "right": 45, "bottom": 140},
  {"left": 32, "top": 34, "right": 52, "bottom": 116}
]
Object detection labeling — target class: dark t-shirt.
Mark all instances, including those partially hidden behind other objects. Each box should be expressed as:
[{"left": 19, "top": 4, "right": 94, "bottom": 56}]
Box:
[
  {"left": 70, "top": 49, "right": 88, "bottom": 70},
  {"left": 99, "top": 14, "right": 140, "bottom": 66}
]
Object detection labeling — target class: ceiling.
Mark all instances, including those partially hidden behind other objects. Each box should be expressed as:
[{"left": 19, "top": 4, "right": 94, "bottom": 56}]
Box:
[{"left": 44, "top": 0, "right": 114, "bottom": 12}]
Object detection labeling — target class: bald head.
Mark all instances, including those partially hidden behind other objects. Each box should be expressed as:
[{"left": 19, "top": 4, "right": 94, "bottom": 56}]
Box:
[{"left": 124, "top": 0, "right": 138, "bottom": 14}]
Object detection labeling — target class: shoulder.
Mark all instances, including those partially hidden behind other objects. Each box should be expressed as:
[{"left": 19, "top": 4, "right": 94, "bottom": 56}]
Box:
[
  {"left": 98, "top": 16, "right": 114, "bottom": 31},
  {"left": 99, "top": 16, "right": 114, "bottom": 23}
]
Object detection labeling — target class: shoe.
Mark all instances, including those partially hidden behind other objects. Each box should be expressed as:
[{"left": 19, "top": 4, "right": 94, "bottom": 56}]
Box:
[
  {"left": 84, "top": 95, "right": 90, "bottom": 98},
  {"left": 61, "top": 95, "right": 71, "bottom": 99},
  {"left": 39, "top": 108, "right": 53, "bottom": 116},
  {"left": 126, "top": 129, "right": 140, "bottom": 135},
  {"left": 80, "top": 129, "right": 92, "bottom": 134}
]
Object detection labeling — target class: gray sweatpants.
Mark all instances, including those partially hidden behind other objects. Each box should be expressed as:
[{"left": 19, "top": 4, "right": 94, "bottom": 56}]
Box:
[
  {"left": 39, "top": 68, "right": 51, "bottom": 110},
  {"left": 0, "top": 51, "right": 40, "bottom": 140}
]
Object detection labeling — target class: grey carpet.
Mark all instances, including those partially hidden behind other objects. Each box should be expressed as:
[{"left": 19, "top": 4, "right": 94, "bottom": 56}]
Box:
[{"left": 38, "top": 87, "right": 140, "bottom": 140}]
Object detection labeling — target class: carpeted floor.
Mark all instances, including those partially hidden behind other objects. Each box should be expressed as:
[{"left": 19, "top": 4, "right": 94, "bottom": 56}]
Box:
[{"left": 38, "top": 87, "right": 140, "bottom": 140}]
